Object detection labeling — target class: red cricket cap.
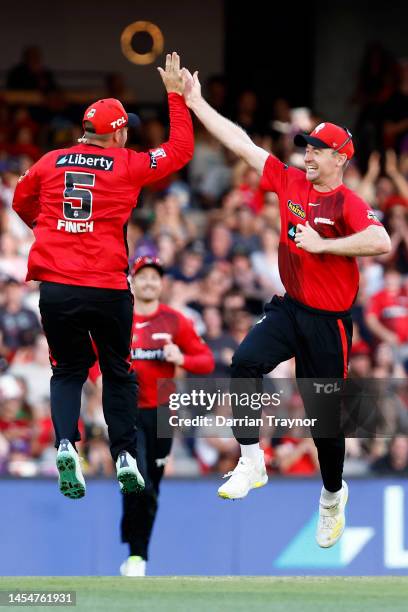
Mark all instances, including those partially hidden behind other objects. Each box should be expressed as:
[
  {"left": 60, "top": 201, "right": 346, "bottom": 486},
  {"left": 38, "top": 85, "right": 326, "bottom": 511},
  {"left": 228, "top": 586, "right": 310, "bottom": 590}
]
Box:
[
  {"left": 82, "top": 98, "right": 140, "bottom": 135},
  {"left": 131, "top": 256, "right": 164, "bottom": 277},
  {"left": 294, "top": 122, "right": 355, "bottom": 159}
]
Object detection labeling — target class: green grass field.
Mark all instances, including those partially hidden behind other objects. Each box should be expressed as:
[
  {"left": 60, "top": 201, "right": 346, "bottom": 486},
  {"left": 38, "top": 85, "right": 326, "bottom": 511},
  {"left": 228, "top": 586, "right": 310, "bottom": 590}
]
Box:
[{"left": 0, "top": 577, "right": 407, "bottom": 612}]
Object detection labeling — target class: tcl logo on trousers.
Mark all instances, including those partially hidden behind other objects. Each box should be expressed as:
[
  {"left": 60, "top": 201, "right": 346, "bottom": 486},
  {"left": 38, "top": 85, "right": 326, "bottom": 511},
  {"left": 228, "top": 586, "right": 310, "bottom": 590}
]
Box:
[{"left": 313, "top": 382, "right": 341, "bottom": 393}]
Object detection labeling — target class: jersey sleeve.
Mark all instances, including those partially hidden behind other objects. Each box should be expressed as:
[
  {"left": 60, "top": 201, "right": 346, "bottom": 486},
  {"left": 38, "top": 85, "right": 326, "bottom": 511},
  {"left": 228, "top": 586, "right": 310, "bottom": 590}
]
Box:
[
  {"left": 343, "top": 192, "right": 384, "bottom": 234},
  {"left": 127, "top": 93, "right": 194, "bottom": 186},
  {"left": 259, "top": 154, "right": 305, "bottom": 195},
  {"left": 12, "top": 156, "right": 47, "bottom": 228},
  {"left": 174, "top": 314, "right": 215, "bottom": 375}
]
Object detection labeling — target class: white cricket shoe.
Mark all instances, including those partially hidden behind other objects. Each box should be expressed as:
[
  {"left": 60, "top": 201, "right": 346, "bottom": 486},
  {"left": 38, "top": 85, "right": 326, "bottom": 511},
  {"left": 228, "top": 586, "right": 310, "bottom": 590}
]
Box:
[
  {"left": 116, "top": 451, "right": 145, "bottom": 494},
  {"left": 56, "top": 439, "right": 86, "bottom": 500},
  {"left": 316, "top": 480, "right": 349, "bottom": 548},
  {"left": 218, "top": 455, "right": 268, "bottom": 500},
  {"left": 120, "top": 555, "right": 146, "bottom": 577}
]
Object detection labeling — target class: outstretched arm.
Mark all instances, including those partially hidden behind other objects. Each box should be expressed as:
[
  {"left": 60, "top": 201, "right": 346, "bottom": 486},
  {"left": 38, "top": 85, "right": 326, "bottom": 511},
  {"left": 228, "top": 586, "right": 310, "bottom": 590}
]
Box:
[
  {"left": 182, "top": 69, "right": 268, "bottom": 174},
  {"left": 295, "top": 222, "right": 391, "bottom": 256},
  {"left": 129, "top": 53, "right": 194, "bottom": 185}
]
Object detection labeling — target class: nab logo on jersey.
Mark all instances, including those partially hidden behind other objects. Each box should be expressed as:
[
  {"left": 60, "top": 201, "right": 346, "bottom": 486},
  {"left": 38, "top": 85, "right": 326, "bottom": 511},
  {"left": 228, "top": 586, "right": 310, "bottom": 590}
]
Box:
[
  {"left": 288, "top": 221, "right": 297, "bottom": 242},
  {"left": 56, "top": 153, "right": 114, "bottom": 171}
]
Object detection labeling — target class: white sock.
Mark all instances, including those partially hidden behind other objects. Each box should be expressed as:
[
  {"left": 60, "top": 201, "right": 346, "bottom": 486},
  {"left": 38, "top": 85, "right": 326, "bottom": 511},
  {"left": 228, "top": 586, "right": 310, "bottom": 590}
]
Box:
[
  {"left": 320, "top": 484, "right": 343, "bottom": 507},
  {"left": 240, "top": 443, "right": 262, "bottom": 462}
]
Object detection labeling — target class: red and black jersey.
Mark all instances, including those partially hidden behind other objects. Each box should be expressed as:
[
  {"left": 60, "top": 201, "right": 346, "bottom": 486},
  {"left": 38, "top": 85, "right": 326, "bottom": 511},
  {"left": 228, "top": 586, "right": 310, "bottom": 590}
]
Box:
[
  {"left": 12, "top": 94, "right": 193, "bottom": 289},
  {"left": 131, "top": 304, "right": 214, "bottom": 408},
  {"left": 260, "top": 155, "right": 384, "bottom": 312}
]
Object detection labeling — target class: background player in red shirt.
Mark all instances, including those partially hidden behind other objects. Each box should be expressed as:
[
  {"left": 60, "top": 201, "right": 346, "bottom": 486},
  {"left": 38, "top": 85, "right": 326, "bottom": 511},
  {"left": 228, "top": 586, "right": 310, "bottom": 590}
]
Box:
[
  {"left": 11, "top": 53, "right": 194, "bottom": 500},
  {"left": 120, "top": 256, "right": 214, "bottom": 577},
  {"left": 180, "top": 68, "right": 391, "bottom": 549}
]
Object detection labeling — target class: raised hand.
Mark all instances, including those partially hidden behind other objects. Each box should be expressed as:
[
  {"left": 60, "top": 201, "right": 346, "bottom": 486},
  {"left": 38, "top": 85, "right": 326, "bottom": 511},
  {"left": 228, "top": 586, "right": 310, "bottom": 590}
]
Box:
[
  {"left": 157, "top": 52, "right": 184, "bottom": 95},
  {"left": 366, "top": 151, "right": 381, "bottom": 180},
  {"left": 181, "top": 68, "right": 202, "bottom": 109},
  {"left": 385, "top": 149, "right": 399, "bottom": 178}
]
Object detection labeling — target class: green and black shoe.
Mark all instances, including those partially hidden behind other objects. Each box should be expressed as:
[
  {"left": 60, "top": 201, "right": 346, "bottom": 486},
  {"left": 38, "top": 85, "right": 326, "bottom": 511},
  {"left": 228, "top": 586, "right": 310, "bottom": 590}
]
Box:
[
  {"left": 56, "top": 439, "right": 86, "bottom": 500},
  {"left": 116, "top": 451, "right": 145, "bottom": 494}
]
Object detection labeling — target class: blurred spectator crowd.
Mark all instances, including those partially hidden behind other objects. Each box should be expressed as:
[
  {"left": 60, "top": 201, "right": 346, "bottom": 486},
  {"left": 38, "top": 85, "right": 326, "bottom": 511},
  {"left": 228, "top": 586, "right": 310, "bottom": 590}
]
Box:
[{"left": 1, "top": 43, "right": 408, "bottom": 480}]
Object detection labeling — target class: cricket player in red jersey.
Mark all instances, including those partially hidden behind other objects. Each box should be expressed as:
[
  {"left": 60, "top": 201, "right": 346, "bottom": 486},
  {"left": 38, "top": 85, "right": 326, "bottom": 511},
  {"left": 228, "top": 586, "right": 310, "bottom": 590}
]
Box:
[
  {"left": 12, "top": 53, "right": 194, "bottom": 500},
  {"left": 181, "top": 69, "right": 391, "bottom": 548},
  {"left": 119, "top": 256, "right": 214, "bottom": 576}
]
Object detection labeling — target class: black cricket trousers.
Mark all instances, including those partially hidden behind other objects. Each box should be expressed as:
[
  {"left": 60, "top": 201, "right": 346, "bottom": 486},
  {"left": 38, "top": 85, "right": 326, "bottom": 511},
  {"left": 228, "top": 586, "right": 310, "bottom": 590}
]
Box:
[
  {"left": 121, "top": 407, "right": 172, "bottom": 561},
  {"left": 39, "top": 281, "right": 138, "bottom": 461},
  {"left": 231, "top": 294, "right": 353, "bottom": 493}
]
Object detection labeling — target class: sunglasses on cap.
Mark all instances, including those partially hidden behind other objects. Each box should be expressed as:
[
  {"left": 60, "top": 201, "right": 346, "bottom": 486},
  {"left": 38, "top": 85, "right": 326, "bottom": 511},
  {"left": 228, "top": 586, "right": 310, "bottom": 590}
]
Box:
[{"left": 332, "top": 126, "right": 353, "bottom": 154}]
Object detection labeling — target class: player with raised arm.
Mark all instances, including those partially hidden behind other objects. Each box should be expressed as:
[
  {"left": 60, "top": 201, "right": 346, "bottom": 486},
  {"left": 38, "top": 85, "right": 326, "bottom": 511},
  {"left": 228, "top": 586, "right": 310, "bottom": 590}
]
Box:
[
  {"left": 181, "top": 69, "right": 391, "bottom": 547},
  {"left": 12, "top": 53, "right": 193, "bottom": 500}
]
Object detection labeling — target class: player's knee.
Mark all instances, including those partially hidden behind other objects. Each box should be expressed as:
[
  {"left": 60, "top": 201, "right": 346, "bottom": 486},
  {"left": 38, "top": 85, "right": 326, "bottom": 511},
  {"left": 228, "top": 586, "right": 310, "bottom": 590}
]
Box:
[
  {"left": 51, "top": 363, "right": 89, "bottom": 380},
  {"left": 99, "top": 360, "right": 136, "bottom": 381}
]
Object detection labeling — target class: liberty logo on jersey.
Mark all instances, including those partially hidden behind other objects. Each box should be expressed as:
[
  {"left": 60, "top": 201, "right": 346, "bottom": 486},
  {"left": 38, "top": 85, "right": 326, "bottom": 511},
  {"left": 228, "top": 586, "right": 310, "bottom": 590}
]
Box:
[
  {"left": 287, "top": 200, "right": 306, "bottom": 219},
  {"left": 131, "top": 347, "right": 165, "bottom": 361},
  {"left": 56, "top": 153, "right": 114, "bottom": 171}
]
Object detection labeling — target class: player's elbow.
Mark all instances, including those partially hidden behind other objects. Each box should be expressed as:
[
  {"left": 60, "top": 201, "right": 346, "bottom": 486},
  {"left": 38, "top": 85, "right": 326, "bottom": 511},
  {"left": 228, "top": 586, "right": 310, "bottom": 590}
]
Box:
[
  {"left": 199, "top": 351, "right": 215, "bottom": 375},
  {"left": 178, "top": 141, "right": 195, "bottom": 168},
  {"left": 370, "top": 227, "right": 392, "bottom": 255},
  {"left": 204, "top": 355, "right": 215, "bottom": 374},
  {"left": 375, "top": 232, "right": 392, "bottom": 255},
  {"left": 186, "top": 142, "right": 195, "bottom": 164}
]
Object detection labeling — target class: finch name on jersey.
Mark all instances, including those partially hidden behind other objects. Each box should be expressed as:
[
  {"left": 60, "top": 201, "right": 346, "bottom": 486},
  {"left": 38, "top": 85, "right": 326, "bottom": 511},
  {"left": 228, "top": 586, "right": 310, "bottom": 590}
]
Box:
[
  {"left": 131, "top": 347, "right": 165, "bottom": 361},
  {"left": 56, "top": 153, "right": 114, "bottom": 171},
  {"left": 57, "top": 220, "right": 94, "bottom": 233}
]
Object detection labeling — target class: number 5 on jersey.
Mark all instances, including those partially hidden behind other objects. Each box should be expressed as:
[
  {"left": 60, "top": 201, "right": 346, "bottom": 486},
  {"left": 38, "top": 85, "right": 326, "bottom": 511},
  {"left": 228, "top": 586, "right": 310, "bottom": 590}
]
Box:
[{"left": 63, "top": 172, "right": 95, "bottom": 220}]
